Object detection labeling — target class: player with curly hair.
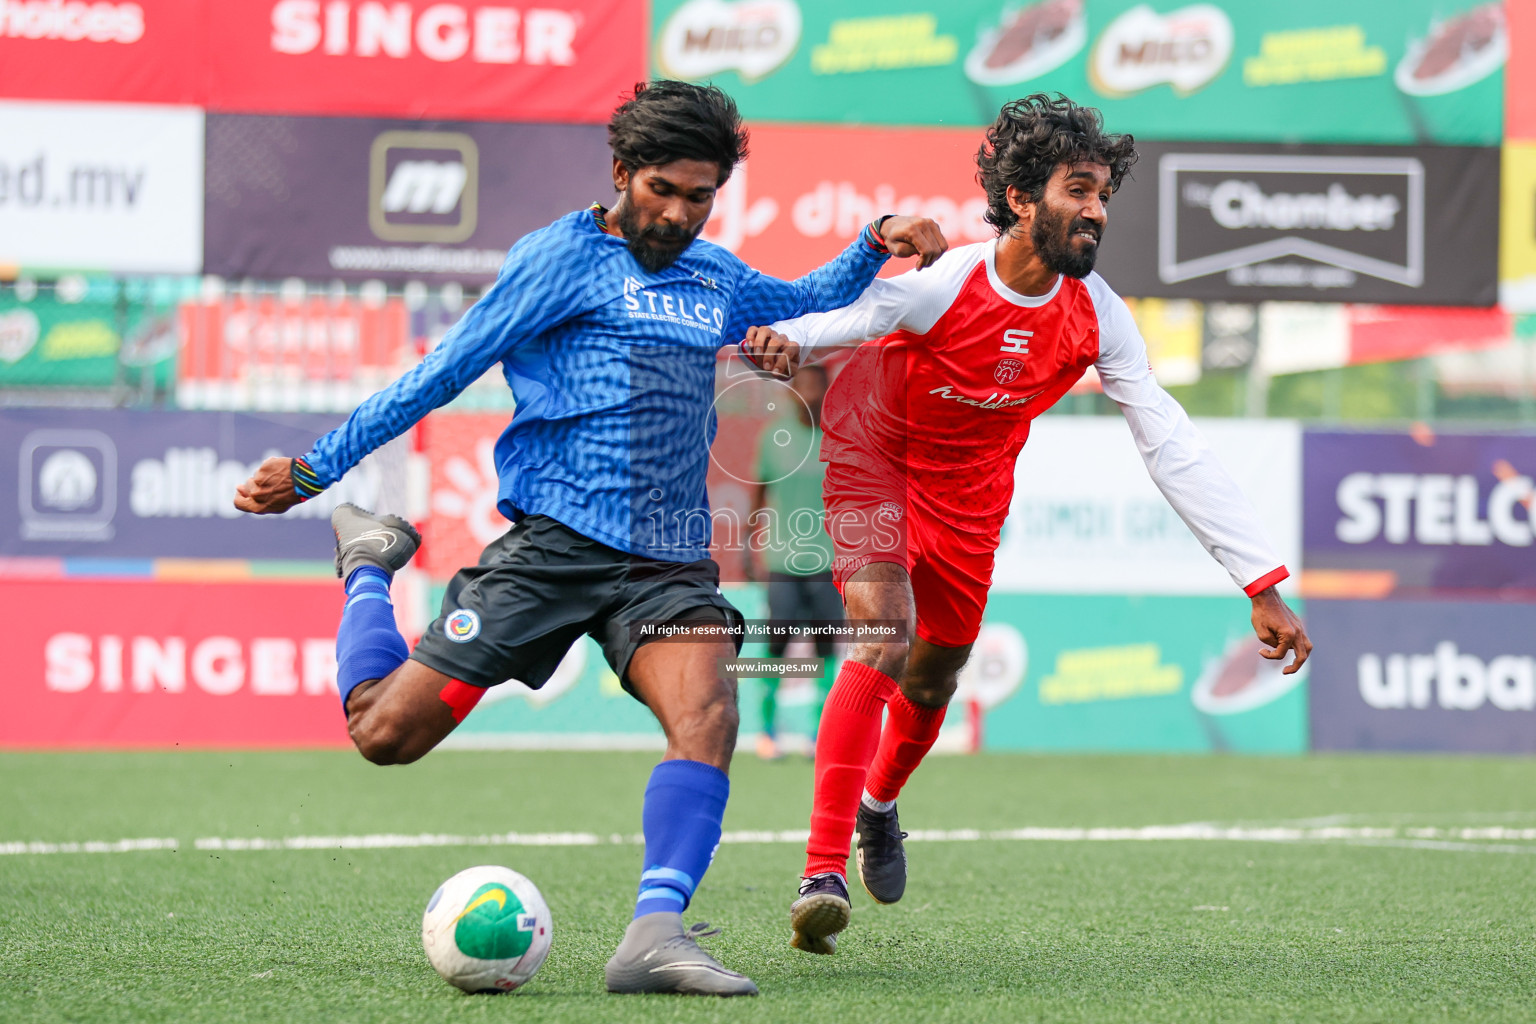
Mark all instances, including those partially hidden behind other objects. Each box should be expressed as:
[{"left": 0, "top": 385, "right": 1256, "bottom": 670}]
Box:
[{"left": 738, "top": 94, "right": 1312, "bottom": 954}]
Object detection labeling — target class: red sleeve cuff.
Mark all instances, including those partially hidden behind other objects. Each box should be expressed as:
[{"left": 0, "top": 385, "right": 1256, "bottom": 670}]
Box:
[{"left": 1243, "top": 566, "right": 1289, "bottom": 597}]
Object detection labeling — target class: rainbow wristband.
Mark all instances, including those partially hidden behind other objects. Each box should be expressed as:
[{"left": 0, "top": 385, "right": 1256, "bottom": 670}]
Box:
[
  {"left": 861, "top": 216, "right": 892, "bottom": 255},
  {"left": 291, "top": 457, "right": 324, "bottom": 501}
]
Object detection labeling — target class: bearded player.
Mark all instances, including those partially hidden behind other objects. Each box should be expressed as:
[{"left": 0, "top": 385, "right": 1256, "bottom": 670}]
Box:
[
  {"left": 232, "top": 81, "right": 946, "bottom": 994},
  {"left": 742, "top": 94, "right": 1313, "bottom": 954}
]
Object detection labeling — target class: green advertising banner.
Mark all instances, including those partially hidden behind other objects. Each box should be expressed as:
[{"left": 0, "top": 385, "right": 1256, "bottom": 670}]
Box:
[
  {"left": 971, "top": 593, "right": 1308, "bottom": 752},
  {"left": 651, "top": 0, "right": 1504, "bottom": 145},
  {"left": 440, "top": 583, "right": 1305, "bottom": 754},
  {"left": 0, "top": 278, "right": 183, "bottom": 390}
]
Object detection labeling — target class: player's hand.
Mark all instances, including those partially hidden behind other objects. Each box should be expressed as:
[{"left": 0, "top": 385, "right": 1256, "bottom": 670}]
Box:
[
  {"left": 878, "top": 215, "right": 948, "bottom": 269},
  {"left": 739, "top": 325, "right": 800, "bottom": 379},
  {"left": 234, "top": 456, "right": 305, "bottom": 516},
  {"left": 1251, "top": 586, "right": 1312, "bottom": 675}
]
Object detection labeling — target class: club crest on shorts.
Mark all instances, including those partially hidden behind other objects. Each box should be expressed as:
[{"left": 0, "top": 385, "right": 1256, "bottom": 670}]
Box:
[
  {"left": 994, "top": 358, "right": 1024, "bottom": 385},
  {"left": 877, "top": 501, "right": 904, "bottom": 522},
  {"left": 445, "top": 609, "right": 481, "bottom": 643}
]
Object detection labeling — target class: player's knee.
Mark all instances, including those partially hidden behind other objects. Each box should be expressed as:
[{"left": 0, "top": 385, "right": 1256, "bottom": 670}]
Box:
[
  {"left": 902, "top": 675, "right": 957, "bottom": 709},
  {"left": 853, "top": 640, "right": 910, "bottom": 680},
  {"left": 671, "top": 683, "right": 740, "bottom": 743},
  {"left": 350, "top": 713, "right": 420, "bottom": 766}
]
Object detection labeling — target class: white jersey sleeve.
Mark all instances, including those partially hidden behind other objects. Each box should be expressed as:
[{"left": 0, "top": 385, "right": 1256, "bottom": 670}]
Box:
[
  {"left": 769, "top": 243, "right": 988, "bottom": 361},
  {"left": 1085, "top": 273, "right": 1288, "bottom": 596}
]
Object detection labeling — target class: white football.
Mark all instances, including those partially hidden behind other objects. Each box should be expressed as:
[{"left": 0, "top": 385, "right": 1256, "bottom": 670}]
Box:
[{"left": 422, "top": 865, "right": 553, "bottom": 993}]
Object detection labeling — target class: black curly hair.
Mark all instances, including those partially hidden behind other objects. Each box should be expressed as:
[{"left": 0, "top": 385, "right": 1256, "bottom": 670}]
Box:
[
  {"left": 608, "top": 80, "right": 749, "bottom": 187},
  {"left": 976, "top": 93, "right": 1137, "bottom": 235}
]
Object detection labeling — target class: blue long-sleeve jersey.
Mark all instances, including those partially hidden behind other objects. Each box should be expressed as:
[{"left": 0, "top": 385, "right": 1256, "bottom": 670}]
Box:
[{"left": 301, "top": 208, "right": 890, "bottom": 562}]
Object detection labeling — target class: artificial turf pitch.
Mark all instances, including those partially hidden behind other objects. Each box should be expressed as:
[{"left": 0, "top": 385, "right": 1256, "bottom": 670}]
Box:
[{"left": 4, "top": 750, "right": 1535, "bottom": 1023}]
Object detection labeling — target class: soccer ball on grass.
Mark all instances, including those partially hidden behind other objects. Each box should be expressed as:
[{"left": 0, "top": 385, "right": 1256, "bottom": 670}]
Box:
[{"left": 422, "top": 865, "right": 553, "bottom": 993}]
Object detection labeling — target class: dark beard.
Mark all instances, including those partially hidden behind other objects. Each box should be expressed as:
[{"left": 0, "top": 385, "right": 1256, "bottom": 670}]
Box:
[
  {"left": 614, "top": 195, "right": 701, "bottom": 273},
  {"left": 1030, "top": 201, "right": 1100, "bottom": 279}
]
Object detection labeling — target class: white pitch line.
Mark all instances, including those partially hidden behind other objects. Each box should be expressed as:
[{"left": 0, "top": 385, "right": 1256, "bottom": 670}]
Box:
[
  {"left": 8, "top": 824, "right": 1536, "bottom": 856},
  {"left": 0, "top": 838, "right": 177, "bottom": 856}
]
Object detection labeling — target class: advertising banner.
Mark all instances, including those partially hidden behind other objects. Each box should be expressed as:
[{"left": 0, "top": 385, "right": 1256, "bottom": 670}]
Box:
[
  {"left": 995, "top": 417, "right": 1301, "bottom": 596},
  {"left": 0, "top": 278, "right": 181, "bottom": 389},
  {"left": 176, "top": 291, "right": 411, "bottom": 411},
  {"left": 652, "top": 0, "right": 1505, "bottom": 145},
  {"left": 207, "top": 0, "right": 644, "bottom": 122},
  {"left": 975, "top": 593, "right": 1308, "bottom": 752},
  {"left": 0, "top": 101, "right": 203, "bottom": 275},
  {"left": 0, "top": 408, "right": 405, "bottom": 559},
  {"left": 1092, "top": 141, "right": 1499, "bottom": 306},
  {"left": 0, "top": 0, "right": 203, "bottom": 105},
  {"left": 699, "top": 123, "right": 991, "bottom": 280},
  {"left": 1302, "top": 429, "right": 1536, "bottom": 597},
  {"left": 203, "top": 114, "right": 611, "bottom": 283},
  {"left": 421, "top": 411, "right": 513, "bottom": 579},
  {"left": 0, "top": 579, "right": 351, "bottom": 749},
  {"left": 1308, "top": 598, "right": 1536, "bottom": 753},
  {"left": 1501, "top": 142, "right": 1536, "bottom": 312},
  {"left": 412, "top": 586, "right": 1309, "bottom": 752}
]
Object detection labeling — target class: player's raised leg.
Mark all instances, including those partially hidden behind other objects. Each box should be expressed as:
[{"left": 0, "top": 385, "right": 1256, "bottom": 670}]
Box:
[
  {"left": 605, "top": 625, "right": 758, "bottom": 996},
  {"left": 329, "top": 503, "right": 481, "bottom": 764}
]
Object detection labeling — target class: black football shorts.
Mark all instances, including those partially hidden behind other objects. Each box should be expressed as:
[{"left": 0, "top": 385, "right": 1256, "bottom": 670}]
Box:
[{"left": 410, "top": 514, "right": 743, "bottom": 694}]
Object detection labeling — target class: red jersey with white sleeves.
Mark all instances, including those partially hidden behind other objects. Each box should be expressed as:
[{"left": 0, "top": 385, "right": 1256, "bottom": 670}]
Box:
[{"left": 774, "top": 240, "right": 1288, "bottom": 598}]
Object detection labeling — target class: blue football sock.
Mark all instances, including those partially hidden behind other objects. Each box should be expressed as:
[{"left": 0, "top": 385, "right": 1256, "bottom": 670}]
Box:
[
  {"left": 633, "top": 759, "right": 730, "bottom": 919},
  {"left": 335, "top": 566, "right": 409, "bottom": 713}
]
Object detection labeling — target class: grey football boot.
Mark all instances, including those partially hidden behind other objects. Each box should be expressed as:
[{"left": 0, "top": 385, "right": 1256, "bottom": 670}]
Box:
[
  {"left": 855, "top": 802, "right": 908, "bottom": 904},
  {"left": 789, "top": 872, "right": 851, "bottom": 955},
  {"left": 604, "top": 913, "right": 758, "bottom": 996},
  {"left": 331, "top": 503, "right": 421, "bottom": 580}
]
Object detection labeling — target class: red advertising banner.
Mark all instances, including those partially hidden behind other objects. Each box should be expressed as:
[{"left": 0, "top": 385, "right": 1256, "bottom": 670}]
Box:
[
  {"left": 421, "top": 412, "right": 511, "bottom": 578},
  {"left": 699, "top": 124, "right": 990, "bottom": 281},
  {"left": 1346, "top": 305, "right": 1511, "bottom": 365},
  {"left": 0, "top": 579, "right": 352, "bottom": 748},
  {"left": 0, "top": 0, "right": 204, "bottom": 105},
  {"left": 177, "top": 293, "right": 410, "bottom": 410},
  {"left": 206, "top": 0, "right": 645, "bottom": 121},
  {"left": 1508, "top": 0, "right": 1536, "bottom": 139}
]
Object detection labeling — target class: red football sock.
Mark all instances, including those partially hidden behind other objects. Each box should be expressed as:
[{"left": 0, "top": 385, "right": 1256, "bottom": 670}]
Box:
[
  {"left": 864, "top": 690, "right": 947, "bottom": 803},
  {"left": 804, "top": 661, "right": 897, "bottom": 879}
]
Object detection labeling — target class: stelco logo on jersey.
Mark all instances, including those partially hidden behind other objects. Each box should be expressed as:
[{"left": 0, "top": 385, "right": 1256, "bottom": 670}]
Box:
[
  {"left": 368, "top": 130, "right": 478, "bottom": 243},
  {"left": 620, "top": 275, "right": 724, "bottom": 335}
]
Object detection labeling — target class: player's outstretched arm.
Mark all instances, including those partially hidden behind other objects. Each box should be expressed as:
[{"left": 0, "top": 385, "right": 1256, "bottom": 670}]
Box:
[
  {"left": 231, "top": 225, "right": 588, "bottom": 516},
  {"left": 743, "top": 240, "right": 989, "bottom": 371},
  {"left": 1088, "top": 275, "right": 1311, "bottom": 672},
  {"left": 722, "top": 216, "right": 947, "bottom": 354}
]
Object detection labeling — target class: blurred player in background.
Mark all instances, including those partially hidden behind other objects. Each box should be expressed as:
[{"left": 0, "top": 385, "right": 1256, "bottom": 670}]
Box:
[
  {"left": 232, "top": 80, "right": 947, "bottom": 996},
  {"left": 745, "top": 364, "right": 843, "bottom": 759},
  {"left": 743, "top": 93, "right": 1313, "bottom": 955}
]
